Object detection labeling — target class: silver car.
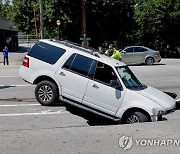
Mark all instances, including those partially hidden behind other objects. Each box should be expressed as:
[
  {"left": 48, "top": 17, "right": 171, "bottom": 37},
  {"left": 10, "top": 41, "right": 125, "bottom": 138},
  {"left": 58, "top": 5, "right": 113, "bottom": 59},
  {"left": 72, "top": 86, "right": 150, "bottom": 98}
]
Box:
[{"left": 121, "top": 46, "right": 161, "bottom": 65}]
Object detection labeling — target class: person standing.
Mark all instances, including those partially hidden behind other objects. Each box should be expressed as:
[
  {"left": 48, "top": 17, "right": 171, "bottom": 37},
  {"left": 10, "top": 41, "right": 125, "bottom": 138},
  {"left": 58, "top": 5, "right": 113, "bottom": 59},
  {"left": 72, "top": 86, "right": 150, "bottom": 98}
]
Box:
[
  {"left": 105, "top": 44, "right": 122, "bottom": 61},
  {"left": 3, "top": 46, "right": 9, "bottom": 65}
]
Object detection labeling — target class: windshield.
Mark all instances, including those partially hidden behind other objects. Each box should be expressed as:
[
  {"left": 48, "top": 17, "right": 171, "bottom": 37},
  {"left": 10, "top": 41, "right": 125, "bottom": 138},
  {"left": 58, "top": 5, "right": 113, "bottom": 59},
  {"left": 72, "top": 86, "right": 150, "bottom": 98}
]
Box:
[{"left": 116, "top": 66, "right": 146, "bottom": 90}]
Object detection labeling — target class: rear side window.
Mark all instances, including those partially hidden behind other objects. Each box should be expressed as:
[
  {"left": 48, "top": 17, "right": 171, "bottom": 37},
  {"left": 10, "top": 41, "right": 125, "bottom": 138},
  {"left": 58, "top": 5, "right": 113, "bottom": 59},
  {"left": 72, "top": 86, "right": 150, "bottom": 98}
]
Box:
[
  {"left": 63, "top": 54, "right": 76, "bottom": 69},
  {"left": 134, "top": 47, "right": 147, "bottom": 52},
  {"left": 27, "top": 42, "right": 66, "bottom": 64},
  {"left": 63, "top": 53, "right": 94, "bottom": 76}
]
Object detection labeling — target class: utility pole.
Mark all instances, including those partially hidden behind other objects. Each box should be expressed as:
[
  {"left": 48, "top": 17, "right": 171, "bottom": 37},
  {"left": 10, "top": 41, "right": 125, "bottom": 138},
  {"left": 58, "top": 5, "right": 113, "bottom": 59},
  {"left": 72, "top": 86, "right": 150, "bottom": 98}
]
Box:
[
  {"left": 40, "top": 0, "right": 44, "bottom": 39},
  {"left": 33, "top": 6, "right": 39, "bottom": 40},
  {"left": 82, "top": 0, "right": 87, "bottom": 46}
]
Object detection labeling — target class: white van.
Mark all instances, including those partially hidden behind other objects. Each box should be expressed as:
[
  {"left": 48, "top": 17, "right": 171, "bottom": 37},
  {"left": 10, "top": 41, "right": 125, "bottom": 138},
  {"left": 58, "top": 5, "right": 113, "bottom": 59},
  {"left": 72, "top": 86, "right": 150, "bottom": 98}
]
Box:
[{"left": 19, "top": 40, "right": 177, "bottom": 124}]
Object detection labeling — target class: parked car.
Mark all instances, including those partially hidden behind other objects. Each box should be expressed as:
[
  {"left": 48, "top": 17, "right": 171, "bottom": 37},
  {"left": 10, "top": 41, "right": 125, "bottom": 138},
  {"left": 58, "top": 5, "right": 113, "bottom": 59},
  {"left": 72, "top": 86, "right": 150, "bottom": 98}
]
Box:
[
  {"left": 19, "top": 40, "right": 177, "bottom": 124},
  {"left": 120, "top": 46, "right": 161, "bottom": 65}
]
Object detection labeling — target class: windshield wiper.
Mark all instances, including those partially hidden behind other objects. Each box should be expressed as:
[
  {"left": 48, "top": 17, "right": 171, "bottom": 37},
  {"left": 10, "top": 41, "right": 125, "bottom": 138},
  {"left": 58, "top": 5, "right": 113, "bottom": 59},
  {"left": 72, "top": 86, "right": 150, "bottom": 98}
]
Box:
[
  {"left": 140, "top": 84, "right": 147, "bottom": 89},
  {"left": 127, "top": 84, "right": 147, "bottom": 90}
]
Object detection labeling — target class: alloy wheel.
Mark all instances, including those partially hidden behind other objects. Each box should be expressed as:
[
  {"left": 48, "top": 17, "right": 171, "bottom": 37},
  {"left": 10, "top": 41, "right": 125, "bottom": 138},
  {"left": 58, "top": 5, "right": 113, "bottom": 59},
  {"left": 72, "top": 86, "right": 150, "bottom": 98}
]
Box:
[
  {"left": 126, "top": 115, "right": 140, "bottom": 124},
  {"left": 38, "top": 85, "right": 53, "bottom": 102},
  {"left": 146, "top": 57, "right": 154, "bottom": 65}
]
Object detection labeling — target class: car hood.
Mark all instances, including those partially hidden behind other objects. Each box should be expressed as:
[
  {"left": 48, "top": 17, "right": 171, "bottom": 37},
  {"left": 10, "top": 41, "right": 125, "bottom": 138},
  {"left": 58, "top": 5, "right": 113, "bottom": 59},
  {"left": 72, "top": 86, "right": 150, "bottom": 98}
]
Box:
[{"left": 136, "top": 86, "right": 176, "bottom": 110}]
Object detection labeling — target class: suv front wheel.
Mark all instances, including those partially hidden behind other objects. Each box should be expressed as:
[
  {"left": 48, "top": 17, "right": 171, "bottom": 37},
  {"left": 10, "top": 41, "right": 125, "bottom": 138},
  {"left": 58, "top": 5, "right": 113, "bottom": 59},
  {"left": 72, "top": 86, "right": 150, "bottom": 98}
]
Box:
[
  {"left": 35, "top": 80, "right": 58, "bottom": 106},
  {"left": 124, "top": 111, "right": 149, "bottom": 124}
]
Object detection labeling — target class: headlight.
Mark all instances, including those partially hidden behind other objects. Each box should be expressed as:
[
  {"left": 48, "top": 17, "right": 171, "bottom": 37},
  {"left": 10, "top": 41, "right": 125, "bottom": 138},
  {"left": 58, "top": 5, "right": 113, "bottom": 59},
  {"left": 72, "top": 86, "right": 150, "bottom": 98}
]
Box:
[
  {"left": 152, "top": 108, "right": 166, "bottom": 116},
  {"left": 156, "top": 110, "right": 166, "bottom": 116},
  {"left": 151, "top": 109, "right": 166, "bottom": 121}
]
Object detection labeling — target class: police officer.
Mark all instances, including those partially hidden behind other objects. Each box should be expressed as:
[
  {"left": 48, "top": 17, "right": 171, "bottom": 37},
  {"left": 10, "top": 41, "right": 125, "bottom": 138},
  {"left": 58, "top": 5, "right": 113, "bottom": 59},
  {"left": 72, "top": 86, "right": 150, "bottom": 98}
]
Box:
[{"left": 105, "top": 44, "right": 122, "bottom": 61}]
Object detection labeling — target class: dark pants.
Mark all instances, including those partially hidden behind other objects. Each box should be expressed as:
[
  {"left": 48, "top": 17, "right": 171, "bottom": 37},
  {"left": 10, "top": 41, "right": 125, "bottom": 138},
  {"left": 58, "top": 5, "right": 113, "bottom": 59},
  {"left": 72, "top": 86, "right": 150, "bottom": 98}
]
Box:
[{"left": 4, "top": 56, "right": 9, "bottom": 65}]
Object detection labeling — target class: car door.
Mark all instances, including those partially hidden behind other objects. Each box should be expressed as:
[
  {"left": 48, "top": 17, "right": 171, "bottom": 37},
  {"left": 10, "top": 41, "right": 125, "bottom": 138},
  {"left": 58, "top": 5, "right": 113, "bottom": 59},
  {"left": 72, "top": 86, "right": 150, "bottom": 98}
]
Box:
[
  {"left": 133, "top": 47, "right": 147, "bottom": 63},
  {"left": 56, "top": 53, "right": 94, "bottom": 103},
  {"left": 83, "top": 61, "right": 126, "bottom": 116},
  {"left": 121, "top": 47, "right": 134, "bottom": 64}
]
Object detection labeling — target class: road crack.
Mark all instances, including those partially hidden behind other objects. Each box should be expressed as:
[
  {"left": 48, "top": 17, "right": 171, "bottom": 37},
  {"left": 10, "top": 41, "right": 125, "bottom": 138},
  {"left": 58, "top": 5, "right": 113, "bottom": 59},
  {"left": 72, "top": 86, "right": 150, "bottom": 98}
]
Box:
[{"left": 0, "top": 98, "right": 36, "bottom": 102}]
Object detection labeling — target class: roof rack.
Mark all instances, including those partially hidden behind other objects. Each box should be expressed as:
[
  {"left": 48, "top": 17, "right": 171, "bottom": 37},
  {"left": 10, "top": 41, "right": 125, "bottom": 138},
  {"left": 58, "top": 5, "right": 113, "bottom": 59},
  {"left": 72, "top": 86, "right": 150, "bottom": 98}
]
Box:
[{"left": 50, "top": 39, "right": 100, "bottom": 58}]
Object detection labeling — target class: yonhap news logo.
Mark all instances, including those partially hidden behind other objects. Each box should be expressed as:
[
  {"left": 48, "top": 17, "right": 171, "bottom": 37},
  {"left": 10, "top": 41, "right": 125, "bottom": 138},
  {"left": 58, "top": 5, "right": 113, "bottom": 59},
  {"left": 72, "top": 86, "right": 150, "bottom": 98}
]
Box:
[
  {"left": 119, "top": 135, "right": 133, "bottom": 150},
  {"left": 119, "top": 135, "right": 180, "bottom": 151}
]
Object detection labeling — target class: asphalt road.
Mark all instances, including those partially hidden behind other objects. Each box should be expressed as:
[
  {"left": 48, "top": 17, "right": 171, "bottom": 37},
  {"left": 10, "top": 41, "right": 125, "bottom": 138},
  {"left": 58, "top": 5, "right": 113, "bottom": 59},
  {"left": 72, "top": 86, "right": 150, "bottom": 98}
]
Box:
[{"left": 0, "top": 57, "right": 180, "bottom": 154}]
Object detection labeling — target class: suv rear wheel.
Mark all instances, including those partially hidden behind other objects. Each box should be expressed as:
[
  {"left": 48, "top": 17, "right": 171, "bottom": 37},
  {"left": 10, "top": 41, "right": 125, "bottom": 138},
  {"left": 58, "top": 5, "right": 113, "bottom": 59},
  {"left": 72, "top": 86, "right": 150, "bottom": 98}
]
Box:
[
  {"left": 124, "top": 111, "right": 149, "bottom": 124},
  {"left": 35, "top": 80, "right": 58, "bottom": 106}
]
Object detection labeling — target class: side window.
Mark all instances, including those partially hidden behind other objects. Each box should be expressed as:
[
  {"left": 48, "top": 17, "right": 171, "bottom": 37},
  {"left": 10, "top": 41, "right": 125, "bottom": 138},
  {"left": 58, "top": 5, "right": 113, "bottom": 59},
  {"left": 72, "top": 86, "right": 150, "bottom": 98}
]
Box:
[
  {"left": 63, "top": 53, "right": 94, "bottom": 76},
  {"left": 94, "top": 62, "right": 118, "bottom": 84},
  {"left": 134, "top": 47, "right": 146, "bottom": 52},
  {"left": 125, "top": 47, "right": 133, "bottom": 53},
  {"left": 27, "top": 42, "right": 66, "bottom": 64},
  {"left": 63, "top": 53, "right": 76, "bottom": 69}
]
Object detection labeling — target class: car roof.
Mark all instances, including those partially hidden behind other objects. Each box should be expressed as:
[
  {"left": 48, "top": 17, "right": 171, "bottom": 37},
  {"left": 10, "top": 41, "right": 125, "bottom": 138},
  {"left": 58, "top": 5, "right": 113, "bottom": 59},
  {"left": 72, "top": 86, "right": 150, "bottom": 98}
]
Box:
[
  {"left": 122, "top": 46, "right": 152, "bottom": 50},
  {"left": 124, "top": 46, "right": 146, "bottom": 48},
  {"left": 40, "top": 39, "right": 126, "bottom": 67}
]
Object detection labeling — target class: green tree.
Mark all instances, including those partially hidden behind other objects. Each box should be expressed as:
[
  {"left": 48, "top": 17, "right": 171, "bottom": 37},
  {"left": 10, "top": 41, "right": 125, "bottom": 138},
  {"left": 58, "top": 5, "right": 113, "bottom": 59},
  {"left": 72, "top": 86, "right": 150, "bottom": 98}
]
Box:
[
  {"left": 86, "top": 0, "right": 136, "bottom": 48},
  {"left": 0, "top": 0, "right": 13, "bottom": 19},
  {"left": 0, "top": 2, "right": 2, "bottom": 16},
  {"left": 134, "top": 0, "right": 180, "bottom": 50},
  {"left": 43, "top": 0, "right": 82, "bottom": 41},
  {"left": 10, "top": 0, "right": 136, "bottom": 48},
  {"left": 12, "top": 0, "right": 38, "bottom": 34},
  {"left": 3, "top": 0, "right": 180, "bottom": 52},
  {"left": 11, "top": 0, "right": 82, "bottom": 40}
]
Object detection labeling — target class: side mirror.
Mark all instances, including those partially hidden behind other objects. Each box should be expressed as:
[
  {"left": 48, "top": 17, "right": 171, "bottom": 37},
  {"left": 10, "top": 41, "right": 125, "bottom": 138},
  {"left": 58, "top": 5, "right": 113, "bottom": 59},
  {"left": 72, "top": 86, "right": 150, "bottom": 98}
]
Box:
[{"left": 110, "top": 80, "right": 123, "bottom": 91}]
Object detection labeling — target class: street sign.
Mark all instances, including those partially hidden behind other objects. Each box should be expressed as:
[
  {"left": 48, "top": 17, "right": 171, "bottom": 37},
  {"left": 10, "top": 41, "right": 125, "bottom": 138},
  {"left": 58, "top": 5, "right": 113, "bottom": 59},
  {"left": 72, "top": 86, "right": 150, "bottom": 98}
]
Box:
[{"left": 80, "top": 37, "right": 91, "bottom": 41}]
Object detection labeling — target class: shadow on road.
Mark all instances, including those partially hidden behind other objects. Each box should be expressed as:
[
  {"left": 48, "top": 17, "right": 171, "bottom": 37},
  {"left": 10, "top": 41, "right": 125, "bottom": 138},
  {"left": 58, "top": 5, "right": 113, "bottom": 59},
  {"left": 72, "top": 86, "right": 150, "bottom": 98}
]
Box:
[
  {"left": 10, "top": 46, "right": 31, "bottom": 53},
  {"left": 0, "top": 85, "right": 16, "bottom": 90},
  {"left": 0, "top": 97, "right": 36, "bottom": 102},
  {"left": 128, "top": 63, "right": 166, "bottom": 66},
  {"left": 13, "top": 46, "right": 29, "bottom": 53}
]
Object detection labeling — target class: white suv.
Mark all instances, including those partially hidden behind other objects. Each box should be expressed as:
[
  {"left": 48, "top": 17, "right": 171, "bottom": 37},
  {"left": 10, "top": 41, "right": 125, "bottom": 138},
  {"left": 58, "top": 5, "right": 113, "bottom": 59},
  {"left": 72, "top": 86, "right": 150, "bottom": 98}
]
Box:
[{"left": 19, "top": 40, "right": 177, "bottom": 124}]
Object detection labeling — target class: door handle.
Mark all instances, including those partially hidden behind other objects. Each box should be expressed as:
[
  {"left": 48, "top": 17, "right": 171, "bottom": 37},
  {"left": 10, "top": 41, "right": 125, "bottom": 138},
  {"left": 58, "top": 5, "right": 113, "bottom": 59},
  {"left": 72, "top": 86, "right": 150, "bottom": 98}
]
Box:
[
  {"left": 60, "top": 72, "right": 66, "bottom": 76},
  {"left": 92, "top": 84, "right": 99, "bottom": 89}
]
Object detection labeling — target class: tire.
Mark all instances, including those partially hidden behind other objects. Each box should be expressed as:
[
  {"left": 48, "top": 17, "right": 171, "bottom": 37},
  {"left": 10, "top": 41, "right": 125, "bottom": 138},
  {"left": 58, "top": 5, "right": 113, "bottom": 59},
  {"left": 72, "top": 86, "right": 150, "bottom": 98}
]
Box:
[
  {"left": 35, "top": 80, "right": 58, "bottom": 106},
  {"left": 145, "top": 57, "right": 154, "bottom": 65},
  {"left": 124, "top": 111, "right": 149, "bottom": 124}
]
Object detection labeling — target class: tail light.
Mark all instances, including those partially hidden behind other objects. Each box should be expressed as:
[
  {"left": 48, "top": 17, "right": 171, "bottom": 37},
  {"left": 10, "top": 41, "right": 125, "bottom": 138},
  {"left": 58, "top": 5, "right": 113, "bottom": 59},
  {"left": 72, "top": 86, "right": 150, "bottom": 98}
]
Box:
[
  {"left": 22, "top": 56, "right": 29, "bottom": 68},
  {"left": 156, "top": 51, "right": 160, "bottom": 56}
]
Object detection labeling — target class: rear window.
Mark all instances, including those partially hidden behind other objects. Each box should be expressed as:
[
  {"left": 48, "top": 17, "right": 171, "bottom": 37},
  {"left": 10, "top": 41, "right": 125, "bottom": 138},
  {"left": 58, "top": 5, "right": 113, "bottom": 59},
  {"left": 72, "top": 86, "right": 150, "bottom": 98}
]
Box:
[{"left": 27, "top": 41, "right": 66, "bottom": 64}]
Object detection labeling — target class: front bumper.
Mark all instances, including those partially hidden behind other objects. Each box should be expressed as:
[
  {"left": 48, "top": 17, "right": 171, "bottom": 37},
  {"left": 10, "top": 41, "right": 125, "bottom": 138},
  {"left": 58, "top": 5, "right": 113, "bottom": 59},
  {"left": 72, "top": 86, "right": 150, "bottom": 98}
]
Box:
[
  {"left": 154, "top": 55, "right": 161, "bottom": 63},
  {"left": 151, "top": 104, "right": 177, "bottom": 122},
  {"left": 150, "top": 93, "right": 179, "bottom": 122},
  {"left": 151, "top": 109, "right": 175, "bottom": 122},
  {"left": 176, "top": 99, "right": 180, "bottom": 110}
]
